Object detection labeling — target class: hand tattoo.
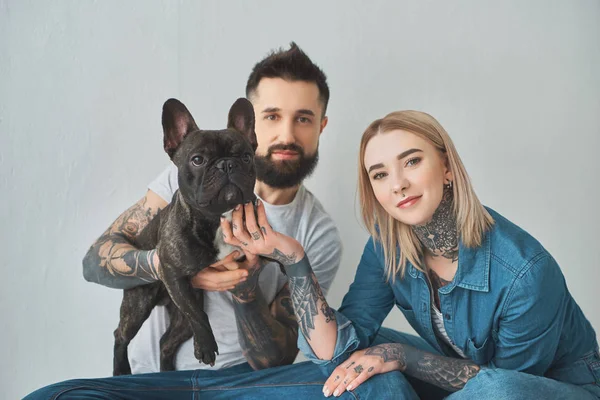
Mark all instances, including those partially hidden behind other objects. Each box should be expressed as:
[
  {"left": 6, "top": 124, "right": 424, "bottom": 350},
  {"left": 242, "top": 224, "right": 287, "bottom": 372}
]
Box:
[
  {"left": 354, "top": 365, "right": 364, "bottom": 374},
  {"left": 251, "top": 231, "right": 261, "bottom": 240},
  {"left": 366, "top": 343, "right": 480, "bottom": 392},
  {"left": 264, "top": 248, "right": 297, "bottom": 265}
]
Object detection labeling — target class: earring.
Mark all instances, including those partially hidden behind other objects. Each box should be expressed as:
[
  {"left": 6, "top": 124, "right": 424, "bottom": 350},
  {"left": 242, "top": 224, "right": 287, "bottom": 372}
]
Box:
[{"left": 445, "top": 180, "right": 453, "bottom": 190}]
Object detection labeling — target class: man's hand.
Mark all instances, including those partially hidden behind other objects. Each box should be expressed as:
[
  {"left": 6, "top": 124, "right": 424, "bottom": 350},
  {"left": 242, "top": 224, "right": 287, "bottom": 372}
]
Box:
[
  {"left": 221, "top": 200, "right": 305, "bottom": 266},
  {"left": 190, "top": 251, "right": 250, "bottom": 291}
]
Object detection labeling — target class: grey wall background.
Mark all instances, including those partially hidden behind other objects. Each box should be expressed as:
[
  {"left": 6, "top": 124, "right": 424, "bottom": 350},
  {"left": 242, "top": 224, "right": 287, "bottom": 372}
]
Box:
[{"left": 1, "top": 0, "right": 599, "bottom": 398}]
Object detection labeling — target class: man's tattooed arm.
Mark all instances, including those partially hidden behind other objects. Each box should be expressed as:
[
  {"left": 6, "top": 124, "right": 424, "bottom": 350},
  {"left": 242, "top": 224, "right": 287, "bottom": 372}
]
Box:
[
  {"left": 365, "top": 343, "right": 480, "bottom": 392},
  {"left": 231, "top": 273, "right": 299, "bottom": 370},
  {"left": 82, "top": 192, "right": 165, "bottom": 289}
]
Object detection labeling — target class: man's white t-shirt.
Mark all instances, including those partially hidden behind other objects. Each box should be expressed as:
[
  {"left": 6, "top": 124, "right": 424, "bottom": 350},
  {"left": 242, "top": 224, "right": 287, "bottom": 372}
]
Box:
[{"left": 128, "top": 164, "right": 343, "bottom": 372}]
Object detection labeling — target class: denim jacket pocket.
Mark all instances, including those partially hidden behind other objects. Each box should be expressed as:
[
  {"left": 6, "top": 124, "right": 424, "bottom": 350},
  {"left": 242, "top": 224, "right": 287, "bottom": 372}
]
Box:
[{"left": 467, "top": 336, "right": 495, "bottom": 365}]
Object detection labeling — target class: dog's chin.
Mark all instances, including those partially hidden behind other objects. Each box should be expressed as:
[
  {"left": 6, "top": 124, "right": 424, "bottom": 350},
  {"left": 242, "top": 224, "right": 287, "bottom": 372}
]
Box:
[{"left": 197, "top": 183, "right": 256, "bottom": 214}]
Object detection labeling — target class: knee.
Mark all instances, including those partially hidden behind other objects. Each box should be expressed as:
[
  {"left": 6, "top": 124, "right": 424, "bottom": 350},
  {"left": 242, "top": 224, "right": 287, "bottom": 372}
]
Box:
[
  {"left": 449, "top": 368, "right": 523, "bottom": 399},
  {"left": 23, "top": 379, "right": 103, "bottom": 400},
  {"left": 351, "top": 371, "right": 418, "bottom": 399}
]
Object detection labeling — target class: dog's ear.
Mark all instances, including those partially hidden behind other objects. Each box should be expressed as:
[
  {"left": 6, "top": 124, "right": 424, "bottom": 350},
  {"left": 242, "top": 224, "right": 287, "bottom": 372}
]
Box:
[
  {"left": 227, "top": 98, "right": 257, "bottom": 152},
  {"left": 162, "top": 98, "right": 199, "bottom": 159}
]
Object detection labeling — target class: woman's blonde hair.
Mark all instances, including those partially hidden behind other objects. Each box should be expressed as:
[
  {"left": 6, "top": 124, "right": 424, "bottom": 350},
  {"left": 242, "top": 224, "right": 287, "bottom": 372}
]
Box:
[{"left": 358, "top": 110, "right": 494, "bottom": 281}]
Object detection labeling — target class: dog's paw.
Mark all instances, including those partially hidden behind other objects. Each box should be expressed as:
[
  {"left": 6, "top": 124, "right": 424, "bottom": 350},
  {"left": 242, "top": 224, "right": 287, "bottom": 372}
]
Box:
[{"left": 194, "top": 338, "right": 219, "bottom": 366}]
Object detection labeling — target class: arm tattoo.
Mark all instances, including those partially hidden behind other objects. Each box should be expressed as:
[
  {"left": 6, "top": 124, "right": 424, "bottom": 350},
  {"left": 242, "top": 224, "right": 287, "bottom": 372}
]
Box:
[
  {"left": 365, "top": 343, "right": 479, "bottom": 392},
  {"left": 264, "top": 248, "right": 298, "bottom": 265},
  {"left": 232, "top": 281, "right": 298, "bottom": 370},
  {"left": 288, "top": 272, "right": 335, "bottom": 340},
  {"left": 82, "top": 197, "right": 161, "bottom": 289}
]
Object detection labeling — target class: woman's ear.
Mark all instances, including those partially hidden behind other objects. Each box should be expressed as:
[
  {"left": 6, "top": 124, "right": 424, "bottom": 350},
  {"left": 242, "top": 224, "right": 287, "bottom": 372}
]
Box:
[{"left": 442, "top": 153, "right": 454, "bottom": 183}]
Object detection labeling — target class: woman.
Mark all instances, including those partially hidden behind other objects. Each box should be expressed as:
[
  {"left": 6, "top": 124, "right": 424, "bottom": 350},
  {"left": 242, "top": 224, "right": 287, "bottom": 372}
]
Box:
[{"left": 222, "top": 110, "right": 600, "bottom": 399}]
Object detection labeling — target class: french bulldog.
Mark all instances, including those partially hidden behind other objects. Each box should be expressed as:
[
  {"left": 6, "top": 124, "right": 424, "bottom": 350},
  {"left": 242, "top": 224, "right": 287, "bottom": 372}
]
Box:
[{"left": 112, "top": 97, "right": 257, "bottom": 375}]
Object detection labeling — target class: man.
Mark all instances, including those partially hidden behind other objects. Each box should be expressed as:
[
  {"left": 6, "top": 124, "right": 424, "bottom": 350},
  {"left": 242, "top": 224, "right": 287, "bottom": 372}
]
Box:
[{"left": 26, "top": 43, "right": 407, "bottom": 399}]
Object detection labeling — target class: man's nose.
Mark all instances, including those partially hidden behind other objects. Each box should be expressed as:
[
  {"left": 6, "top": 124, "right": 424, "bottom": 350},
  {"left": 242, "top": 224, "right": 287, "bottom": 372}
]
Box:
[
  {"left": 216, "top": 159, "right": 237, "bottom": 173},
  {"left": 278, "top": 119, "right": 296, "bottom": 144}
]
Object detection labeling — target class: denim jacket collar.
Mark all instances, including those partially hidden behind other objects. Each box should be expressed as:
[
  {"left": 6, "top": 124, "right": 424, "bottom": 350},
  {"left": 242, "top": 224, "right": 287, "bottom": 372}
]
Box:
[{"left": 406, "top": 231, "right": 491, "bottom": 293}]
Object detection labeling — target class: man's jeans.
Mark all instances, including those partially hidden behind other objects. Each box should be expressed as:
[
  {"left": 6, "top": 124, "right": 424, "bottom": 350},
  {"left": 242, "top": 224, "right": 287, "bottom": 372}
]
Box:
[{"left": 25, "top": 327, "right": 600, "bottom": 399}]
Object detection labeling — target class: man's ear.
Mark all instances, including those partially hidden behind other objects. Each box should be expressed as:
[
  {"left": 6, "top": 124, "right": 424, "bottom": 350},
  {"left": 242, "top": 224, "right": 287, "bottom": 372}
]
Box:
[
  {"left": 319, "top": 116, "right": 328, "bottom": 136},
  {"left": 162, "top": 98, "right": 199, "bottom": 159}
]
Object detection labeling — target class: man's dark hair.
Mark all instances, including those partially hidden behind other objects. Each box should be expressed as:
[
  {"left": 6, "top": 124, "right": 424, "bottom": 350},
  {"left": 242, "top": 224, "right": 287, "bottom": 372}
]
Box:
[{"left": 245, "top": 42, "right": 330, "bottom": 117}]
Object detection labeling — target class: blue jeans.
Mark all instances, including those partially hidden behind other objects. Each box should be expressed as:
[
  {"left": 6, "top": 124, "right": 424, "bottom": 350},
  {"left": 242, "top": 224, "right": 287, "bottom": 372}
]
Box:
[
  {"left": 25, "top": 327, "right": 600, "bottom": 399},
  {"left": 24, "top": 355, "right": 417, "bottom": 399}
]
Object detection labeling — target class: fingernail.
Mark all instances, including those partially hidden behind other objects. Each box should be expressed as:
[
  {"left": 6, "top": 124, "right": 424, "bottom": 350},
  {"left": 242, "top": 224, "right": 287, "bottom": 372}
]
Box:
[
  {"left": 347, "top": 384, "right": 353, "bottom": 391},
  {"left": 235, "top": 204, "right": 241, "bottom": 210},
  {"left": 333, "top": 389, "right": 339, "bottom": 397},
  {"left": 257, "top": 199, "right": 262, "bottom": 206},
  {"left": 323, "top": 388, "right": 330, "bottom": 397},
  {"left": 232, "top": 251, "right": 240, "bottom": 258}
]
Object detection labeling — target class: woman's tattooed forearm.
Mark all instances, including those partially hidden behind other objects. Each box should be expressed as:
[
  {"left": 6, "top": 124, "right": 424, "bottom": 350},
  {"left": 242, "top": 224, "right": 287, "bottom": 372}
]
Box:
[
  {"left": 365, "top": 343, "right": 480, "bottom": 392},
  {"left": 289, "top": 272, "right": 335, "bottom": 340}
]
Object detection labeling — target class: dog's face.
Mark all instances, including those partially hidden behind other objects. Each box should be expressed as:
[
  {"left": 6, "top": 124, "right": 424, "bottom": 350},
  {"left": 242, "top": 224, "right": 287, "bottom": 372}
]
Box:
[{"left": 162, "top": 98, "right": 258, "bottom": 216}]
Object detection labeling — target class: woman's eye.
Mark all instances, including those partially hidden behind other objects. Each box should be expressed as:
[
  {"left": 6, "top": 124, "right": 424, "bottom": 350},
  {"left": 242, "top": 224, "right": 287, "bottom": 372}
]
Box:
[
  {"left": 242, "top": 153, "right": 252, "bottom": 163},
  {"left": 191, "top": 156, "right": 205, "bottom": 166},
  {"left": 405, "top": 157, "right": 421, "bottom": 167},
  {"left": 372, "top": 172, "right": 387, "bottom": 180}
]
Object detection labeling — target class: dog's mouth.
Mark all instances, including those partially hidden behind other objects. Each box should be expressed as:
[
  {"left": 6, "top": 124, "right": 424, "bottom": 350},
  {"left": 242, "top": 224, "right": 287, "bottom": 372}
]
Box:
[
  {"left": 197, "top": 183, "right": 255, "bottom": 209},
  {"left": 217, "top": 183, "right": 243, "bottom": 204}
]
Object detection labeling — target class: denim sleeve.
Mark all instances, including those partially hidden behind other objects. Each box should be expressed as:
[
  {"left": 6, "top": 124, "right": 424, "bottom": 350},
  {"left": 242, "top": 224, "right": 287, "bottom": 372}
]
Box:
[
  {"left": 488, "top": 252, "right": 568, "bottom": 375},
  {"left": 298, "top": 237, "right": 395, "bottom": 374}
]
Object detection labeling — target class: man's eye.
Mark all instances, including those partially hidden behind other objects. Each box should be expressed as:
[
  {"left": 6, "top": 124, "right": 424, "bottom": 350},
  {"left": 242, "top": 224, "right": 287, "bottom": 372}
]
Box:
[
  {"left": 405, "top": 157, "right": 421, "bottom": 167},
  {"left": 297, "top": 117, "right": 311, "bottom": 124},
  {"left": 372, "top": 172, "right": 387, "bottom": 180},
  {"left": 264, "top": 114, "right": 278, "bottom": 121},
  {"left": 191, "top": 156, "right": 205, "bottom": 166}
]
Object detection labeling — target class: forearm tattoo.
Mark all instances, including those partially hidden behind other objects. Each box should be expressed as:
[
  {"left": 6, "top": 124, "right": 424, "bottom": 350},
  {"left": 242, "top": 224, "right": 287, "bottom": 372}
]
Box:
[
  {"left": 366, "top": 343, "right": 479, "bottom": 392},
  {"left": 289, "top": 272, "right": 335, "bottom": 340},
  {"left": 232, "top": 283, "right": 298, "bottom": 369},
  {"left": 412, "top": 188, "right": 459, "bottom": 262},
  {"left": 263, "top": 248, "right": 298, "bottom": 265},
  {"left": 82, "top": 197, "right": 161, "bottom": 289}
]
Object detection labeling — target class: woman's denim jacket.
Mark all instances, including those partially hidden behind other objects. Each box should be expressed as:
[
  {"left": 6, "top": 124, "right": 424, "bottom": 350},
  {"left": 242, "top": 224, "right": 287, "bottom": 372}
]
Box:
[{"left": 299, "top": 208, "right": 599, "bottom": 387}]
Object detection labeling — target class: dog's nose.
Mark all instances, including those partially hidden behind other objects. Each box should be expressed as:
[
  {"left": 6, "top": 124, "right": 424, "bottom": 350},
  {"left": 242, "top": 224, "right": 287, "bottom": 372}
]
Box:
[{"left": 216, "top": 159, "right": 236, "bottom": 173}]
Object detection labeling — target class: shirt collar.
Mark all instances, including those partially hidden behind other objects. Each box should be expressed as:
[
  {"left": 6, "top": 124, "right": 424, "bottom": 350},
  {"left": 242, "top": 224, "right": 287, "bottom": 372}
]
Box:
[{"left": 406, "top": 232, "right": 491, "bottom": 293}]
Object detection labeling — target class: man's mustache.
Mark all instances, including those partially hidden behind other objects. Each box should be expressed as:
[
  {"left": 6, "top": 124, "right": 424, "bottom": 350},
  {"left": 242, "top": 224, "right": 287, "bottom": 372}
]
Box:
[{"left": 266, "top": 144, "right": 305, "bottom": 158}]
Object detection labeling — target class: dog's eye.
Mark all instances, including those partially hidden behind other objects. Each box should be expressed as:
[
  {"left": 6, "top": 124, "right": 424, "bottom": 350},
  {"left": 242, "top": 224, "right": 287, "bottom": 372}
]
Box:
[
  {"left": 191, "top": 155, "right": 205, "bottom": 166},
  {"left": 242, "top": 153, "right": 252, "bottom": 163}
]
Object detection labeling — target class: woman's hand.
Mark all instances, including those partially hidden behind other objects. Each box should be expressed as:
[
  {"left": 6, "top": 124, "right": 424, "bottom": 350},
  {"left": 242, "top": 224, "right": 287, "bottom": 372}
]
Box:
[
  {"left": 221, "top": 199, "right": 305, "bottom": 266},
  {"left": 323, "top": 344, "right": 404, "bottom": 397}
]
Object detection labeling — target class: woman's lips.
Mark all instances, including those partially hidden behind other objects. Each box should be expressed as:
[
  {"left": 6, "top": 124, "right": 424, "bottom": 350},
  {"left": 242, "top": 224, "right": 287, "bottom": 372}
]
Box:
[{"left": 397, "top": 195, "right": 422, "bottom": 209}]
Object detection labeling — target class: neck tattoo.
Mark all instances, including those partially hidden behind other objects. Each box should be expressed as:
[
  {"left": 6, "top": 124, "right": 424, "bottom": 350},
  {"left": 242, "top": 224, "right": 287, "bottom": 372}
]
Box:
[{"left": 412, "top": 188, "right": 459, "bottom": 262}]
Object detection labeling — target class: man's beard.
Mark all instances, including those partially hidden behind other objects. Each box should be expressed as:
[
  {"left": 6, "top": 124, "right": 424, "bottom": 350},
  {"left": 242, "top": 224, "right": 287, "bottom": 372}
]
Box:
[{"left": 254, "top": 143, "right": 319, "bottom": 189}]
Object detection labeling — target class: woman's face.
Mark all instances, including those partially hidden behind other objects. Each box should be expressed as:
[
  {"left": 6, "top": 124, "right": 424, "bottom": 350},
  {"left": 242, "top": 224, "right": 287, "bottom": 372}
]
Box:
[{"left": 364, "top": 130, "right": 452, "bottom": 226}]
